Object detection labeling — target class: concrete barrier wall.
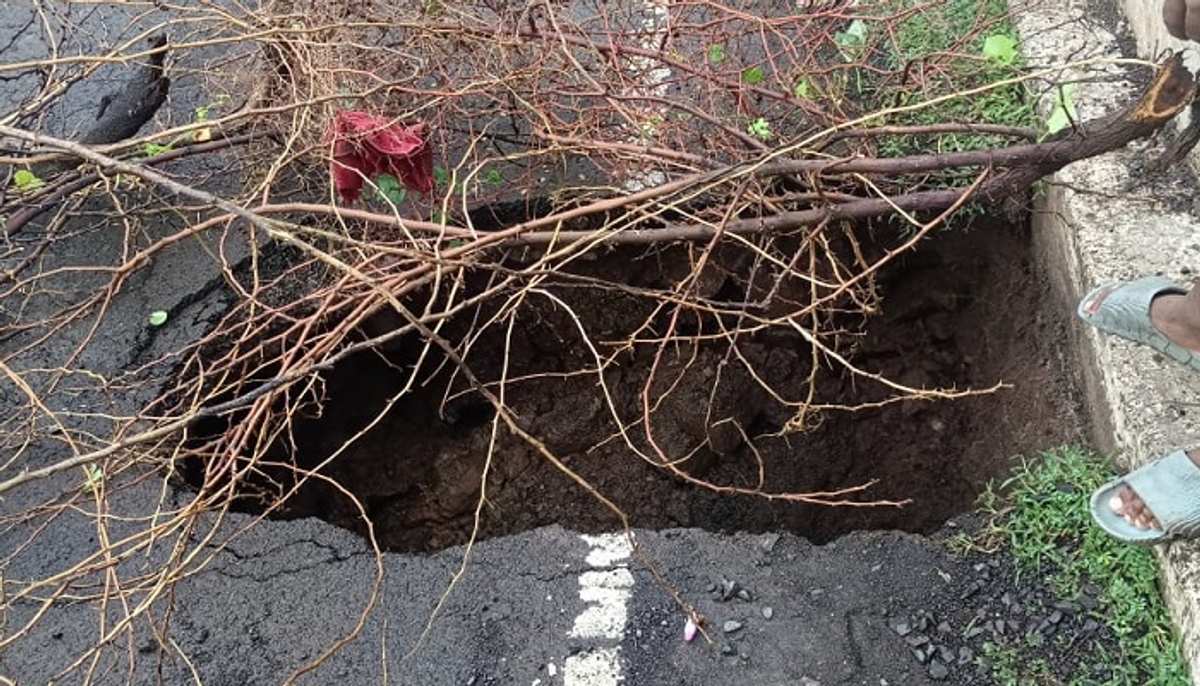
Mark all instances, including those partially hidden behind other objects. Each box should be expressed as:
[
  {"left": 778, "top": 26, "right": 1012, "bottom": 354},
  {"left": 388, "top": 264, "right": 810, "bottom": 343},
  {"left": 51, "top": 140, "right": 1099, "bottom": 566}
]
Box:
[{"left": 1018, "top": 0, "right": 1200, "bottom": 679}]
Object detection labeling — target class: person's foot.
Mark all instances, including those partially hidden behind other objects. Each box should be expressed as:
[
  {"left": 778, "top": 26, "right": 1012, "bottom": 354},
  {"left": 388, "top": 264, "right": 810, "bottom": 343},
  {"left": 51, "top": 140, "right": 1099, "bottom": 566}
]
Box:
[
  {"left": 1078, "top": 276, "right": 1200, "bottom": 374},
  {"left": 1108, "top": 448, "right": 1200, "bottom": 532},
  {"left": 1147, "top": 286, "right": 1200, "bottom": 356},
  {"left": 1106, "top": 285, "right": 1200, "bottom": 532}
]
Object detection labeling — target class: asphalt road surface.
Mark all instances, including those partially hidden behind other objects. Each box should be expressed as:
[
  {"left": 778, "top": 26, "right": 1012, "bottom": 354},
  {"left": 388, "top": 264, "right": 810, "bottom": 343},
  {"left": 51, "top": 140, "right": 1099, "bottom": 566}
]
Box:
[{"left": 0, "top": 6, "right": 985, "bottom": 685}]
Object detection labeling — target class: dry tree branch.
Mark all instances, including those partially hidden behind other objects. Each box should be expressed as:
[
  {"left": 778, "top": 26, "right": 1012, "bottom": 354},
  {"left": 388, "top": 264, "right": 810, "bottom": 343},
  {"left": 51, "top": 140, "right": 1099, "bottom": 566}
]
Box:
[{"left": 1, "top": 1, "right": 1196, "bottom": 681}]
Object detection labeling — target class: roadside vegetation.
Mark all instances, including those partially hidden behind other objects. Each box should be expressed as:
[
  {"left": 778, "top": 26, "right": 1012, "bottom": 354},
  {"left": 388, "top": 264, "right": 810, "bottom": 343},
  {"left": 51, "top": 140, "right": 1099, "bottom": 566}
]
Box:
[{"left": 974, "top": 445, "right": 1188, "bottom": 685}]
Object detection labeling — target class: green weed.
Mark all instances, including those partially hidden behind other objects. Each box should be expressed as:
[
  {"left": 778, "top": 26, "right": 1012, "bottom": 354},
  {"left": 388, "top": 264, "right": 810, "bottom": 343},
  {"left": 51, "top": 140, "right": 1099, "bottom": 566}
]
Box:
[{"left": 977, "top": 445, "right": 1188, "bottom": 685}]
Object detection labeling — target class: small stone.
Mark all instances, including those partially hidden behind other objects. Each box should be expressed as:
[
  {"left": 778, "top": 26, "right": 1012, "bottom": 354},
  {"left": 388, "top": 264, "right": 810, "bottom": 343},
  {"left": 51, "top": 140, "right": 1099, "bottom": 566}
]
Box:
[
  {"left": 905, "top": 634, "right": 930, "bottom": 648},
  {"left": 936, "top": 621, "right": 952, "bottom": 635},
  {"left": 1048, "top": 610, "right": 1064, "bottom": 625},
  {"left": 736, "top": 588, "right": 753, "bottom": 602},
  {"left": 759, "top": 533, "right": 781, "bottom": 552},
  {"left": 723, "top": 620, "right": 744, "bottom": 634},
  {"left": 911, "top": 646, "right": 930, "bottom": 664},
  {"left": 721, "top": 643, "right": 736, "bottom": 656},
  {"left": 761, "top": 606, "right": 774, "bottom": 620},
  {"left": 721, "top": 579, "right": 740, "bottom": 601},
  {"left": 928, "top": 659, "right": 950, "bottom": 680},
  {"left": 936, "top": 645, "right": 956, "bottom": 663},
  {"left": 1052, "top": 601, "right": 1080, "bottom": 614},
  {"left": 888, "top": 617, "right": 912, "bottom": 636},
  {"left": 800, "top": 678, "right": 821, "bottom": 686},
  {"left": 963, "top": 625, "right": 984, "bottom": 639},
  {"left": 957, "top": 646, "right": 974, "bottom": 665}
]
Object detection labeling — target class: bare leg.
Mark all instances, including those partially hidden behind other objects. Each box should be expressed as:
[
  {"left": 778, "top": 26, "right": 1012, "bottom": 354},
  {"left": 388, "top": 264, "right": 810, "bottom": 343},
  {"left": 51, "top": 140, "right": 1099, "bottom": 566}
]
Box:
[{"left": 1149, "top": 281, "right": 1200, "bottom": 353}]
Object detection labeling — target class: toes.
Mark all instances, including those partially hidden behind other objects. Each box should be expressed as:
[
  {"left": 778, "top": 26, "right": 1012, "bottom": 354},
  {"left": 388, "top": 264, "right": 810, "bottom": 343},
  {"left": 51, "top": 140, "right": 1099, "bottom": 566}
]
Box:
[{"left": 1110, "top": 487, "right": 1162, "bottom": 531}]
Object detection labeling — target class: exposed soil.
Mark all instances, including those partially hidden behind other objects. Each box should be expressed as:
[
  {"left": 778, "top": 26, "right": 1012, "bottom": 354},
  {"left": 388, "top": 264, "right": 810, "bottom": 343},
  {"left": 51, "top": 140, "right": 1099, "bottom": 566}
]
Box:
[{"left": 204, "top": 214, "right": 1088, "bottom": 554}]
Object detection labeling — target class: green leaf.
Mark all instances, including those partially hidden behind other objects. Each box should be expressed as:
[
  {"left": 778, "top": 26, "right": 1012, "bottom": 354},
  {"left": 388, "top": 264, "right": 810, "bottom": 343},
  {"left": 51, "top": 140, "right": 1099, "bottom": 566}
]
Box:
[
  {"left": 142, "top": 142, "right": 171, "bottom": 156},
  {"left": 1044, "top": 86, "right": 1077, "bottom": 135},
  {"left": 484, "top": 168, "right": 504, "bottom": 187},
  {"left": 148, "top": 310, "right": 169, "bottom": 327},
  {"left": 82, "top": 463, "right": 103, "bottom": 492},
  {"left": 370, "top": 173, "right": 407, "bottom": 204},
  {"left": 746, "top": 117, "right": 773, "bottom": 141},
  {"left": 844, "top": 19, "right": 868, "bottom": 42},
  {"left": 982, "top": 34, "right": 1018, "bottom": 65},
  {"left": 834, "top": 19, "right": 869, "bottom": 60},
  {"left": 708, "top": 44, "right": 725, "bottom": 63},
  {"left": 741, "top": 66, "right": 765, "bottom": 85},
  {"left": 793, "top": 78, "right": 811, "bottom": 100},
  {"left": 13, "top": 169, "right": 43, "bottom": 191}
]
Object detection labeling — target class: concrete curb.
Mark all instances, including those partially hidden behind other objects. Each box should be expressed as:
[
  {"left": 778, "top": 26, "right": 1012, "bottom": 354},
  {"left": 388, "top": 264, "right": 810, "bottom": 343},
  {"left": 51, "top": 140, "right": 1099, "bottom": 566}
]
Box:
[{"left": 1018, "top": 0, "right": 1200, "bottom": 679}]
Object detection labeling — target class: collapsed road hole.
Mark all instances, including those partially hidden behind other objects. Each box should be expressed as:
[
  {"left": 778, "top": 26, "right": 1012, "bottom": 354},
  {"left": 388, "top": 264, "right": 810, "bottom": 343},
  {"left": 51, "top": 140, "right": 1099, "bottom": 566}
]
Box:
[{"left": 181, "top": 217, "right": 1086, "bottom": 553}]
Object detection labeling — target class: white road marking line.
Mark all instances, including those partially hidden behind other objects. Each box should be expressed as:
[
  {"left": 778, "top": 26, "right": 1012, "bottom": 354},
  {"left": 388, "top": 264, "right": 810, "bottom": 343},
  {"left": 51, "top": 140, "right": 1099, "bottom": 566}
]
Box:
[
  {"left": 565, "top": 0, "right": 667, "bottom": 679},
  {"left": 621, "top": 0, "right": 672, "bottom": 194},
  {"left": 564, "top": 533, "right": 633, "bottom": 685},
  {"left": 569, "top": 569, "right": 635, "bottom": 639},
  {"left": 562, "top": 648, "right": 624, "bottom": 686},
  {"left": 581, "top": 533, "right": 633, "bottom": 567}
]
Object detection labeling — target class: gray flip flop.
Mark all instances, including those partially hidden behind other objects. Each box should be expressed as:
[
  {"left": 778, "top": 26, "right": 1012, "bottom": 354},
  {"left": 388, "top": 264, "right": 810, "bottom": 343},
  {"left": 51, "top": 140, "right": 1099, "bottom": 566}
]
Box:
[
  {"left": 1090, "top": 449, "right": 1200, "bottom": 544},
  {"left": 1076, "top": 276, "right": 1200, "bottom": 373}
]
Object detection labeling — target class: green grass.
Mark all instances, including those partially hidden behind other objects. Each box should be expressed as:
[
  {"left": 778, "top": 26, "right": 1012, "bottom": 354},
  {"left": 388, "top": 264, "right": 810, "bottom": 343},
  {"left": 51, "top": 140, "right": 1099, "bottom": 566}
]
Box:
[
  {"left": 982, "top": 642, "right": 1056, "bottom": 685},
  {"left": 832, "top": 0, "right": 1041, "bottom": 230},
  {"left": 976, "top": 445, "right": 1188, "bottom": 685},
  {"left": 878, "top": 0, "right": 1038, "bottom": 159}
]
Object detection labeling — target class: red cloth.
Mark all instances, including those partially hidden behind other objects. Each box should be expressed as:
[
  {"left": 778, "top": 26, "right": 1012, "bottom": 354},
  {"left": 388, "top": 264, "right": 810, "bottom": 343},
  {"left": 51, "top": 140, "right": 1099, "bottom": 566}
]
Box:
[{"left": 329, "top": 111, "right": 434, "bottom": 204}]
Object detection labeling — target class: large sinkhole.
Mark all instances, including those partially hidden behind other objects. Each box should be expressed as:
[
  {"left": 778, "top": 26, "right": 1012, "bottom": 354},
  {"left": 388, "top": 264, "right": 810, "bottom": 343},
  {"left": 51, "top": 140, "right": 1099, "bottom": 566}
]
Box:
[{"left": 183, "top": 217, "right": 1085, "bottom": 553}]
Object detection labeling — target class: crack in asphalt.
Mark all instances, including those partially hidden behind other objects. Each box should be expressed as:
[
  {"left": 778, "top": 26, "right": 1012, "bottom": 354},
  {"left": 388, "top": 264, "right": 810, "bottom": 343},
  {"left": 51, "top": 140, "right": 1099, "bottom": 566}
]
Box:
[{"left": 205, "top": 537, "right": 369, "bottom": 582}]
